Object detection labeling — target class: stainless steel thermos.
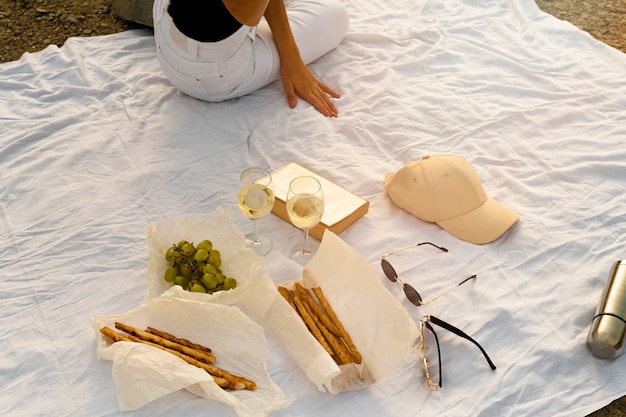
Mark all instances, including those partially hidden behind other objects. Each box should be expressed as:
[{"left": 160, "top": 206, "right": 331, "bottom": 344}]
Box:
[{"left": 587, "top": 260, "right": 626, "bottom": 359}]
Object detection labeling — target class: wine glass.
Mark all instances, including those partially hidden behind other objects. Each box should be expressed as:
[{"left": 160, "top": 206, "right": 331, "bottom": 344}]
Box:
[
  {"left": 238, "top": 168, "right": 275, "bottom": 256},
  {"left": 286, "top": 175, "right": 325, "bottom": 265}
]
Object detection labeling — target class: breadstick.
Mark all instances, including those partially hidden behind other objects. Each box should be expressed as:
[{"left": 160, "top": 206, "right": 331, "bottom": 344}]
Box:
[
  {"left": 115, "top": 322, "right": 216, "bottom": 364},
  {"left": 100, "top": 327, "right": 230, "bottom": 389},
  {"left": 124, "top": 333, "right": 251, "bottom": 390},
  {"left": 294, "top": 283, "right": 341, "bottom": 337},
  {"left": 303, "top": 298, "right": 354, "bottom": 365},
  {"left": 282, "top": 285, "right": 341, "bottom": 362},
  {"left": 277, "top": 286, "right": 296, "bottom": 310},
  {"left": 101, "top": 325, "right": 125, "bottom": 344},
  {"left": 146, "top": 326, "right": 212, "bottom": 354},
  {"left": 102, "top": 326, "right": 255, "bottom": 390},
  {"left": 100, "top": 327, "right": 230, "bottom": 388},
  {"left": 311, "top": 287, "right": 363, "bottom": 364},
  {"left": 292, "top": 293, "right": 335, "bottom": 358}
]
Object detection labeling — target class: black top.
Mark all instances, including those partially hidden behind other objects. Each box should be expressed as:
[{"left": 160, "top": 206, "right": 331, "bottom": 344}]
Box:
[{"left": 168, "top": 0, "right": 243, "bottom": 42}]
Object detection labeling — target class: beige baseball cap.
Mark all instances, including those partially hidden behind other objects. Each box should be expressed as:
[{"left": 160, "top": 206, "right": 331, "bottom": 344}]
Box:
[{"left": 384, "top": 154, "right": 519, "bottom": 244}]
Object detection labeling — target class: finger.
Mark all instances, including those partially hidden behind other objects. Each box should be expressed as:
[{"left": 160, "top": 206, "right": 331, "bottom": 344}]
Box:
[
  {"left": 293, "top": 82, "right": 338, "bottom": 117},
  {"left": 321, "top": 97, "right": 338, "bottom": 118},
  {"left": 317, "top": 83, "right": 339, "bottom": 116},
  {"left": 309, "top": 90, "right": 335, "bottom": 117},
  {"left": 319, "top": 82, "right": 340, "bottom": 99},
  {"left": 282, "top": 80, "right": 298, "bottom": 108},
  {"left": 317, "top": 90, "right": 338, "bottom": 117}
]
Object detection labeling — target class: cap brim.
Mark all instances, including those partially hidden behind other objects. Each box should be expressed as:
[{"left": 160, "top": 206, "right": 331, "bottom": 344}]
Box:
[{"left": 436, "top": 197, "right": 519, "bottom": 245}]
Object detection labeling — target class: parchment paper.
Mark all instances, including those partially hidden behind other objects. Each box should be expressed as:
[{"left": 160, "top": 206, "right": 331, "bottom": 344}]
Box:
[
  {"left": 91, "top": 296, "right": 289, "bottom": 416},
  {"left": 144, "top": 207, "right": 264, "bottom": 305},
  {"left": 240, "top": 231, "right": 419, "bottom": 393}
]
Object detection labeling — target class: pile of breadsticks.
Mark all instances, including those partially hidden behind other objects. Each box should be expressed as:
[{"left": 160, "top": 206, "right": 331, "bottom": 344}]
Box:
[
  {"left": 100, "top": 322, "right": 256, "bottom": 390},
  {"left": 278, "top": 283, "right": 362, "bottom": 366}
]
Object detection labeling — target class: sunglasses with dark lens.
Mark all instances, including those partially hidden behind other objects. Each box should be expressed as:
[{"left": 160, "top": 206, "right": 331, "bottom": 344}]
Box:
[
  {"left": 379, "top": 242, "right": 476, "bottom": 306},
  {"left": 419, "top": 315, "right": 497, "bottom": 390}
]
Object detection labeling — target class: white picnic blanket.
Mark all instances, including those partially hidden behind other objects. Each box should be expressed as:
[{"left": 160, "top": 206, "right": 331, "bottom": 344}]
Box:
[{"left": 1, "top": 0, "right": 626, "bottom": 416}]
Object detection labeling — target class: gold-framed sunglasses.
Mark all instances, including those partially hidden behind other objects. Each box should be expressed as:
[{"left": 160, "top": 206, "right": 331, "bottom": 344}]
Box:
[
  {"left": 379, "top": 242, "right": 476, "bottom": 306},
  {"left": 419, "top": 315, "right": 497, "bottom": 391}
]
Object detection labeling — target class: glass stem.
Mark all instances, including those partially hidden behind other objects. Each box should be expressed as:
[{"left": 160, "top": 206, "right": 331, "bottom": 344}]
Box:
[
  {"left": 303, "top": 228, "right": 311, "bottom": 254},
  {"left": 250, "top": 219, "right": 259, "bottom": 244}
]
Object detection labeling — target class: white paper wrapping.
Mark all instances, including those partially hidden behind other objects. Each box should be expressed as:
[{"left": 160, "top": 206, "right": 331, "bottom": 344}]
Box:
[
  {"left": 91, "top": 296, "right": 289, "bottom": 416},
  {"left": 144, "top": 207, "right": 264, "bottom": 304},
  {"left": 304, "top": 231, "right": 420, "bottom": 382},
  {"left": 241, "top": 231, "right": 419, "bottom": 393}
]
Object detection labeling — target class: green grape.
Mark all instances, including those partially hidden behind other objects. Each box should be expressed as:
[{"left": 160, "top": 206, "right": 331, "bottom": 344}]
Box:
[
  {"left": 165, "top": 246, "right": 179, "bottom": 263},
  {"left": 174, "top": 275, "right": 190, "bottom": 288},
  {"left": 202, "top": 273, "right": 218, "bottom": 290},
  {"left": 194, "top": 248, "right": 209, "bottom": 262},
  {"left": 181, "top": 242, "right": 196, "bottom": 257},
  {"left": 215, "top": 273, "right": 226, "bottom": 285},
  {"left": 177, "top": 240, "right": 190, "bottom": 248},
  {"left": 223, "top": 277, "right": 237, "bottom": 290},
  {"left": 203, "top": 263, "right": 217, "bottom": 275},
  {"left": 190, "top": 283, "right": 207, "bottom": 293},
  {"left": 164, "top": 266, "right": 178, "bottom": 282},
  {"left": 196, "top": 240, "right": 213, "bottom": 252},
  {"left": 208, "top": 251, "right": 221, "bottom": 268},
  {"left": 179, "top": 263, "right": 192, "bottom": 278}
]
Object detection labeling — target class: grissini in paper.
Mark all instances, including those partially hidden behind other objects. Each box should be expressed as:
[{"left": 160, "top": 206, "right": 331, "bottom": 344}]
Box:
[
  {"left": 292, "top": 291, "right": 336, "bottom": 358},
  {"left": 301, "top": 293, "right": 354, "bottom": 365},
  {"left": 100, "top": 325, "right": 256, "bottom": 390},
  {"left": 294, "top": 282, "right": 341, "bottom": 337},
  {"left": 115, "top": 322, "right": 255, "bottom": 389},
  {"left": 114, "top": 321, "right": 216, "bottom": 364},
  {"left": 100, "top": 326, "right": 232, "bottom": 389},
  {"left": 279, "top": 284, "right": 362, "bottom": 365},
  {"left": 277, "top": 286, "right": 296, "bottom": 310},
  {"left": 279, "top": 285, "right": 328, "bottom": 351},
  {"left": 311, "top": 287, "right": 363, "bottom": 364},
  {"left": 146, "top": 326, "right": 212, "bottom": 354}
]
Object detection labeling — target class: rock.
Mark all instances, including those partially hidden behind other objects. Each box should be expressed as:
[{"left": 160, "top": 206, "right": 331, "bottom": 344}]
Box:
[{"left": 111, "top": 0, "right": 153, "bottom": 27}]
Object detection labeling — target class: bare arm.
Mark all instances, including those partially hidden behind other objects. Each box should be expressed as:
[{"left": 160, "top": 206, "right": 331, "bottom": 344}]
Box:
[
  {"left": 263, "top": 0, "right": 340, "bottom": 117},
  {"left": 222, "top": 0, "right": 270, "bottom": 26},
  {"left": 222, "top": 0, "right": 340, "bottom": 116}
]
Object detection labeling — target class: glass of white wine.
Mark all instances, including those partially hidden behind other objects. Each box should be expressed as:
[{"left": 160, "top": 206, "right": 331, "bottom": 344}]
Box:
[
  {"left": 238, "top": 167, "right": 275, "bottom": 256},
  {"left": 286, "top": 175, "right": 325, "bottom": 265}
]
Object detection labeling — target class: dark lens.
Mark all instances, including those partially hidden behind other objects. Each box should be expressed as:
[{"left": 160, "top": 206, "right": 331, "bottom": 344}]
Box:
[
  {"left": 381, "top": 259, "right": 398, "bottom": 282},
  {"left": 403, "top": 284, "right": 423, "bottom": 306}
]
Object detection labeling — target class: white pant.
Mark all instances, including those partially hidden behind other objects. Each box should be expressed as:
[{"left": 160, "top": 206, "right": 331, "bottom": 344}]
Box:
[{"left": 153, "top": 0, "right": 349, "bottom": 102}]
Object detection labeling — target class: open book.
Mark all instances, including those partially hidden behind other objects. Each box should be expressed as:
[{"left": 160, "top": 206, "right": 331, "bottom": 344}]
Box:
[{"left": 270, "top": 163, "right": 369, "bottom": 240}]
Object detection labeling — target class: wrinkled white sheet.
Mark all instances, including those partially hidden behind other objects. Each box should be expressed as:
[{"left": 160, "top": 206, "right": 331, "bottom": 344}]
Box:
[{"left": 1, "top": 0, "right": 626, "bottom": 415}]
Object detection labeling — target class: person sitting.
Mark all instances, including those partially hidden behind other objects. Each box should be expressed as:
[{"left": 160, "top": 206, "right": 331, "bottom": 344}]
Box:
[{"left": 153, "top": 0, "right": 349, "bottom": 117}]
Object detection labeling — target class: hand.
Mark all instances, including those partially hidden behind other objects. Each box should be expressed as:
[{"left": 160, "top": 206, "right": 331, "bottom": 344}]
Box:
[{"left": 280, "top": 58, "right": 340, "bottom": 118}]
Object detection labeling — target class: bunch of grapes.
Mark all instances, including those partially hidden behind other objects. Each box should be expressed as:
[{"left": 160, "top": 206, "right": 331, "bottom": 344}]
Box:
[{"left": 163, "top": 239, "right": 238, "bottom": 294}]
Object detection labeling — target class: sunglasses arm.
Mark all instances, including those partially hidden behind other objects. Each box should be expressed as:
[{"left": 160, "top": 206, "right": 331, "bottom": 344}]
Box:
[
  {"left": 420, "top": 275, "right": 477, "bottom": 305},
  {"left": 380, "top": 241, "right": 448, "bottom": 259},
  {"left": 423, "top": 321, "right": 443, "bottom": 388},
  {"left": 428, "top": 315, "right": 497, "bottom": 371}
]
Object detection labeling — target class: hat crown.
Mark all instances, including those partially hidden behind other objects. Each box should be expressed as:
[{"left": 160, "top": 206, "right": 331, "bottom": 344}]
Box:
[{"left": 418, "top": 155, "right": 487, "bottom": 222}]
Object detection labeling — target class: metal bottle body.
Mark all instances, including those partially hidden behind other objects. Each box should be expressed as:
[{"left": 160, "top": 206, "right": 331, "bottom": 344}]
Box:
[{"left": 587, "top": 260, "right": 626, "bottom": 359}]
